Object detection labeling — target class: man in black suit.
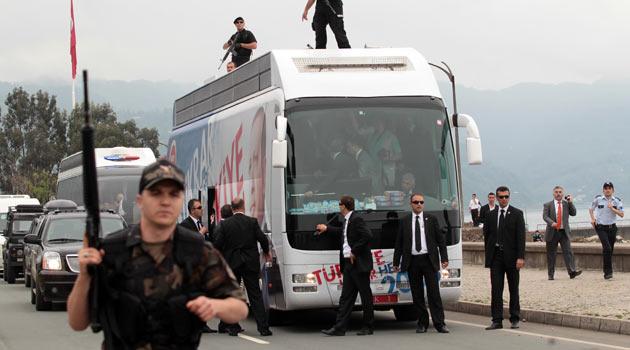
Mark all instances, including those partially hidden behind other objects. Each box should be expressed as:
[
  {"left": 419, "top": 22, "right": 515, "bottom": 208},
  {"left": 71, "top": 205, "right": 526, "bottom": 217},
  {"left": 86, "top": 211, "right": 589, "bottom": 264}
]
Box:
[
  {"left": 180, "top": 199, "right": 210, "bottom": 241},
  {"left": 214, "top": 197, "right": 273, "bottom": 336},
  {"left": 179, "top": 199, "right": 217, "bottom": 333},
  {"left": 316, "top": 195, "right": 374, "bottom": 336},
  {"left": 393, "top": 193, "right": 450, "bottom": 334},
  {"left": 306, "top": 138, "right": 357, "bottom": 196},
  {"left": 479, "top": 192, "right": 497, "bottom": 226},
  {"left": 483, "top": 186, "right": 526, "bottom": 330}
]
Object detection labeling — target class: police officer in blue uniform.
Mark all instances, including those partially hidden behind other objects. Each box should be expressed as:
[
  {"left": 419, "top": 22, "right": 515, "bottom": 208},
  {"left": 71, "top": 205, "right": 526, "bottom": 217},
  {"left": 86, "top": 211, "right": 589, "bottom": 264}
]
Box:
[{"left": 589, "top": 182, "right": 624, "bottom": 279}]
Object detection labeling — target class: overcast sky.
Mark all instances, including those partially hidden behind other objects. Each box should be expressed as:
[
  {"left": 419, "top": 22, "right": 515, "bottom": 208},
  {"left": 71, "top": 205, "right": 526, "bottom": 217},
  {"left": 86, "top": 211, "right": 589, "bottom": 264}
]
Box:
[{"left": 1, "top": 0, "right": 629, "bottom": 89}]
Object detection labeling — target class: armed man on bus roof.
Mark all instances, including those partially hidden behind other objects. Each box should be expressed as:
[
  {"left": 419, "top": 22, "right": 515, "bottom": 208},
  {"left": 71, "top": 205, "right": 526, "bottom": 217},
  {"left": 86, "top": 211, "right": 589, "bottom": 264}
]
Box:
[
  {"left": 67, "top": 159, "right": 248, "bottom": 349},
  {"left": 222, "top": 17, "right": 257, "bottom": 67}
]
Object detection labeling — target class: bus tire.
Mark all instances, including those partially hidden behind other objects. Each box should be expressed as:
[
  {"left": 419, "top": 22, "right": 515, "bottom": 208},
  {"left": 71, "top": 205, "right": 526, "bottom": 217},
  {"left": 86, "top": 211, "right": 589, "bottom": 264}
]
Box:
[{"left": 393, "top": 305, "right": 419, "bottom": 322}]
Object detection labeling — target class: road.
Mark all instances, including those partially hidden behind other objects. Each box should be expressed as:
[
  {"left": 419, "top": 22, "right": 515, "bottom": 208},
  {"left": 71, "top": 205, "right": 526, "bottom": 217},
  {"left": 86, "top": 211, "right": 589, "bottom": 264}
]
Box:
[{"left": 0, "top": 278, "right": 628, "bottom": 350}]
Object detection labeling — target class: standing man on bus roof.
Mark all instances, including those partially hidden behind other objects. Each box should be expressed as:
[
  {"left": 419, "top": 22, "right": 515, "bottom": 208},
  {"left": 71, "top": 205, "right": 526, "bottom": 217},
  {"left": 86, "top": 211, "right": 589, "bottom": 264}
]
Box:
[
  {"left": 316, "top": 195, "right": 374, "bottom": 336},
  {"left": 393, "top": 193, "right": 450, "bottom": 334},
  {"left": 223, "top": 17, "right": 257, "bottom": 67},
  {"left": 302, "top": 0, "right": 351, "bottom": 49},
  {"left": 67, "top": 159, "right": 248, "bottom": 349}
]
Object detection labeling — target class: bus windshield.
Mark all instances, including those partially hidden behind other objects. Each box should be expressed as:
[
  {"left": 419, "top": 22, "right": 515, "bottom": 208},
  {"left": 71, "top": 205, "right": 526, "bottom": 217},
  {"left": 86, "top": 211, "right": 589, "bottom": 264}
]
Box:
[{"left": 284, "top": 97, "right": 460, "bottom": 250}]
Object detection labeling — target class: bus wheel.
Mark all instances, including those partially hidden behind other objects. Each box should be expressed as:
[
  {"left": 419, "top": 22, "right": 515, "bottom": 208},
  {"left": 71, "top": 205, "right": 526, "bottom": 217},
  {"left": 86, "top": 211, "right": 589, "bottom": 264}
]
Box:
[{"left": 393, "top": 305, "right": 419, "bottom": 322}]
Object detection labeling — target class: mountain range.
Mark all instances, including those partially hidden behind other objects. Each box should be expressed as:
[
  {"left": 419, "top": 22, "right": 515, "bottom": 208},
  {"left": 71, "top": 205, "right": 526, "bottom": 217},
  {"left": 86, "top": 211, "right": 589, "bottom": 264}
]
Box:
[{"left": 1, "top": 78, "right": 628, "bottom": 209}]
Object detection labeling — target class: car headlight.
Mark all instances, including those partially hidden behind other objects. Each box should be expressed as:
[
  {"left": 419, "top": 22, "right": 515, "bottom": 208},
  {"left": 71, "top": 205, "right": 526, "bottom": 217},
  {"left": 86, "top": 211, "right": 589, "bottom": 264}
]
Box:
[
  {"left": 42, "top": 252, "right": 62, "bottom": 271},
  {"left": 441, "top": 268, "right": 461, "bottom": 279},
  {"left": 292, "top": 273, "right": 317, "bottom": 284}
]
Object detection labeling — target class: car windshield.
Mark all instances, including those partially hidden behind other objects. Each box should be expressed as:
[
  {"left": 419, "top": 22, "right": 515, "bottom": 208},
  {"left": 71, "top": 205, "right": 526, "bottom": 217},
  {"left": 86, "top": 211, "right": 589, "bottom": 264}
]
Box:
[
  {"left": 12, "top": 219, "right": 34, "bottom": 235},
  {"left": 45, "top": 217, "right": 125, "bottom": 243}
]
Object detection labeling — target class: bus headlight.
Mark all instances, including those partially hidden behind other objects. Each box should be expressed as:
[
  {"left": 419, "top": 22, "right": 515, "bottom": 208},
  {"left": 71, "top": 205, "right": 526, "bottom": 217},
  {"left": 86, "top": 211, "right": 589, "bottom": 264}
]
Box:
[
  {"left": 42, "top": 252, "right": 62, "bottom": 271},
  {"left": 292, "top": 273, "right": 317, "bottom": 284},
  {"left": 446, "top": 268, "right": 460, "bottom": 278}
]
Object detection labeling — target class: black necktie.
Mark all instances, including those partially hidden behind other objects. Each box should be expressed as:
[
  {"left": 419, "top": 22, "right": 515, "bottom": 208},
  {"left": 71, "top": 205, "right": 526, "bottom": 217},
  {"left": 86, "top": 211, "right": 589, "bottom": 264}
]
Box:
[
  {"left": 197, "top": 220, "right": 202, "bottom": 231},
  {"left": 498, "top": 209, "right": 505, "bottom": 247},
  {"left": 414, "top": 215, "right": 423, "bottom": 252}
]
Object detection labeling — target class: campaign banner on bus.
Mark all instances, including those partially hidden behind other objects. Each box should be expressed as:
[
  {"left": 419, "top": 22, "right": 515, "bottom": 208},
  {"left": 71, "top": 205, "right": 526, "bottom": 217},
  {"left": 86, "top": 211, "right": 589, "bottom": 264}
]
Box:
[{"left": 168, "top": 99, "right": 279, "bottom": 230}]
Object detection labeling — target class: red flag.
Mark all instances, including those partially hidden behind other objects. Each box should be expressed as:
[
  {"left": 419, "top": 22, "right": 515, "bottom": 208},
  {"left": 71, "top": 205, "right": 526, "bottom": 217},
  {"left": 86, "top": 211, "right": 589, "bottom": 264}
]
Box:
[{"left": 70, "top": 0, "right": 77, "bottom": 79}]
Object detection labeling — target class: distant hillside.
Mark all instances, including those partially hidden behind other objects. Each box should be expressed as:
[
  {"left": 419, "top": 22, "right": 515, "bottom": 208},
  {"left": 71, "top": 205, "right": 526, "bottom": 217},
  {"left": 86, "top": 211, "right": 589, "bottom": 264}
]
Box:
[{"left": 2, "top": 78, "right": 628, "bottom": 208}]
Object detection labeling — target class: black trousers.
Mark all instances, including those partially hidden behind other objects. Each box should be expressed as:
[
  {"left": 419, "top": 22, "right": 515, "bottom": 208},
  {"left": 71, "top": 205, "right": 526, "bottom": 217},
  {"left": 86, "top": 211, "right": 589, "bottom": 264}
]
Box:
[
  {"left": 470, "top": 209, "right": 480, "bottom": 226},
  {"left": 408, "top": 254, "right": 445, "bottom": 328},
  {"left": 231, "top": 55, "right": 251, "bottom": 67},
  {"left": 546, "top": 229, "right": 576, "bottom": 277},
  {"left": 219, "top": 265, "right": 269, "bottom": 332},
  {"left": 312, "top": 8, "right": 351, "bottom": 49},
  {"left": 595, "top": 224, "right": 617, "bottom": 275},
  {"left": 333, "top": 260, "right": 374, "bottom": 331},
  {"left": 490, "top": 249, "right": 520, "bottom": 323}
]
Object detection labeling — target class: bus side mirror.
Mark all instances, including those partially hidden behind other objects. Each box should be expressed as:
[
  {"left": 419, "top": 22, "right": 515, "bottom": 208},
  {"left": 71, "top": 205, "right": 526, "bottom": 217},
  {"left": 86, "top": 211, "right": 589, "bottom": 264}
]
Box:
[
  {"left": 454, "top": 113, "right": 483, "bottom": 165},
  {"left": 272, "top": 115, "right": 288, "bottom": 168}
]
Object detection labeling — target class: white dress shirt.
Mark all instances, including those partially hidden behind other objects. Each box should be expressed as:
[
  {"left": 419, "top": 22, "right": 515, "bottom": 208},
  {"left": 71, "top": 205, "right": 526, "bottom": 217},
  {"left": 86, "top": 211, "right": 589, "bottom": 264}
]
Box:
[
  {"left": 342, "top": 211, "right": 352, "bottom": 258},
  {"left": 411, "top": 212, "right": 428, "bottom": 255}
]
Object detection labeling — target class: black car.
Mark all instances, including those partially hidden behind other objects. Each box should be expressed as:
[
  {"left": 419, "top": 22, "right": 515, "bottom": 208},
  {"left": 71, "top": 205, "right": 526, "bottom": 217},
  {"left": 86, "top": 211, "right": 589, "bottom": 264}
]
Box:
[
  {"left": 24, "top": 206, "right": 126, "bottom": 310},
  {"left": 22, "top": 215, "right": 44, "bottom": 288},
  {"left": 2, "top": 205, "right": 43, "bottom": 284}
]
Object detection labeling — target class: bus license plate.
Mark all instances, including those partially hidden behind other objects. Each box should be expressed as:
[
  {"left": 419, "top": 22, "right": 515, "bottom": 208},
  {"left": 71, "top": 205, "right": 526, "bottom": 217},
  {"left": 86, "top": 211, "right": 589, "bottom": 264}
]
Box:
[{"left": 373, "top": 294, "right": 398, "bottom": 304}]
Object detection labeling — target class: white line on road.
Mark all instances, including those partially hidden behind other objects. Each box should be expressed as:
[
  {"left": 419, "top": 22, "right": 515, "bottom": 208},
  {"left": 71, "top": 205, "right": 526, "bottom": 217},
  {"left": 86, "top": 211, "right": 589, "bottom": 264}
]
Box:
[
  {"left": 447, "top": 319, "right": 630, "bottom": 350},
  {"left": 237, "top": 333, "right": 270, "bottom": 345}
]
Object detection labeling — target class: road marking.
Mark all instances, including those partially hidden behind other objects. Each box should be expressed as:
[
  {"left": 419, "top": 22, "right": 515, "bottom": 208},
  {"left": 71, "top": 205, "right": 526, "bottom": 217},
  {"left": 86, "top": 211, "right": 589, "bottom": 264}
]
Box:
[
  {"left": 447, "top": 319, "right": 630, "bottom": 350},
  {"left": 237, "top": 333, "right": 270, "bottom": 345}
]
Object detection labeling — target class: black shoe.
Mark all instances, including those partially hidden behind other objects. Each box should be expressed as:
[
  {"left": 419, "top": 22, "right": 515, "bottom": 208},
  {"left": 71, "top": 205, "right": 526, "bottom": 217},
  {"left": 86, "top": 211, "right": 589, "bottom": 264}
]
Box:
[
  {"left": 548, "top": 276, "right": 554, "bottom": 280},
  {"left": 415, "top": 326, "right": 427, "bottom": 333},
  {"left": 228, "top": 329, "right": 239, "bottom": 336},
  {"left": 569, "top": 270, "right": 582, "bottom": 279},
  {"left": 202, "top": 325, "right": 217, "bottom": 333},
  {"left": 259, "top": 328, "right": 273, "bottom": 336},
  {"left": 356, "top": 328, "right": 373, "bottom": 336},
  {"left": 321, "top": 327, "right": 345, "bottom": 336},
  {"left": 485, "top": 322, "right": 503, "bottom": 330},
  {"left": 604, "top": 273, "right": 613, "bottom": 280},
  {"left": 510, "top": 320, "right": 519, "bottom": 329},
  {"left": 436, "top": 325, "right": 450, "bottom": 333}
]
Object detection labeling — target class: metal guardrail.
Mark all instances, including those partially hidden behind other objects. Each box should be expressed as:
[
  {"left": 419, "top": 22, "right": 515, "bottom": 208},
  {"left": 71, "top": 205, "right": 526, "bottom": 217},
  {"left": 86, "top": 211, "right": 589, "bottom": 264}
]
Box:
[{"left": 534, "top": 219, "right": 630, "bottom": 232}]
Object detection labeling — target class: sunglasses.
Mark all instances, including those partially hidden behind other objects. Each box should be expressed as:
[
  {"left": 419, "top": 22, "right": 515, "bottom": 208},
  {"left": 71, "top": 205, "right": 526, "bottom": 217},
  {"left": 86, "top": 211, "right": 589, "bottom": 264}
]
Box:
[
  {"left": 411, "top": 200, "right": 424, "bottom": 205},
  {"left": 497, "top": 195, "right": 510, "bottom": 199},
  {"left": 194, "top": 206, "right": 202, "bottom": 210}
]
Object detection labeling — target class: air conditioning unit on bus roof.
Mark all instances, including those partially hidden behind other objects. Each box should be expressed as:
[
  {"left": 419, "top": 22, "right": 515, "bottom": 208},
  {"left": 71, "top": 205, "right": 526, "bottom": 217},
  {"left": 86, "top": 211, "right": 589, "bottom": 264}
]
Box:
[{"left": 292, "top": 56, "right": 412, "bottom": 72}]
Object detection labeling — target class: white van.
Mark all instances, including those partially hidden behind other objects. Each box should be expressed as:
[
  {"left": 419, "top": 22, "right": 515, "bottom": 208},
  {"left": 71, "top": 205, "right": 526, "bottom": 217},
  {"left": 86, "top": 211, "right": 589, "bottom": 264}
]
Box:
[{"left": 0, "top": 195, "right": 41, "bottom": 273}]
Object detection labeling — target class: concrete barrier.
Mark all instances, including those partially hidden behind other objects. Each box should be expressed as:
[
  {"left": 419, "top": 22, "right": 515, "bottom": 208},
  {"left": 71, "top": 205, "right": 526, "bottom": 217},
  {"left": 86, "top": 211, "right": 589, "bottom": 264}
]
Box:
[{"left": 463, "top": 242, "right": 630, "bottom": 272}]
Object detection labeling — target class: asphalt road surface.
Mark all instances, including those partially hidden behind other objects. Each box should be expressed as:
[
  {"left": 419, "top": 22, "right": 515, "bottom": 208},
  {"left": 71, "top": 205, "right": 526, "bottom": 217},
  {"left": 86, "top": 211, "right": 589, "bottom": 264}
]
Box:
[{"left": 0, "top": 278, "right": 628, "bottom": 350}]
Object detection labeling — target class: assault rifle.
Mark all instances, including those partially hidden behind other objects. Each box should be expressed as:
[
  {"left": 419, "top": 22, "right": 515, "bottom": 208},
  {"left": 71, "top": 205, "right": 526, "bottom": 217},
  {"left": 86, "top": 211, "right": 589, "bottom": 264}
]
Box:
[
  {"left": 218, "top": 31, "right": 240, "bottom": 70},
  {"left": 81, "top": 70, "right": 102, "bottom": 332}
]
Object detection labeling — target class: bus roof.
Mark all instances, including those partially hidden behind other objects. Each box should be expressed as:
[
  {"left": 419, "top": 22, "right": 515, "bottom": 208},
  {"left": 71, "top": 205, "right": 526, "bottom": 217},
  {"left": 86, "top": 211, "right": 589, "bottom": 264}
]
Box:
[
  {"left": 59, "top": 147, "right": 157, "bottom": 173},
  {"left": 173, "top": 48, "right": 442, "bottom": 129}
]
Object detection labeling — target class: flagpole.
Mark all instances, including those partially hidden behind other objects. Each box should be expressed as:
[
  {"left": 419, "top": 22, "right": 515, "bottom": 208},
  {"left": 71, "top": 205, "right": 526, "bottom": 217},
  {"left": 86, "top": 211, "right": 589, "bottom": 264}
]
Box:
[{"left": 72, "top": 79, "right": 76, "bottom": 107}]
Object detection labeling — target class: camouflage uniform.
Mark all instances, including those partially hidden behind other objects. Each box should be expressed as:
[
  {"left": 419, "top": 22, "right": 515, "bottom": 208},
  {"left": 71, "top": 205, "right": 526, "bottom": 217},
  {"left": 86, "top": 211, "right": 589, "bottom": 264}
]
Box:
[{"left": 99, "top": 225, "right": 245, "bottom": 350}]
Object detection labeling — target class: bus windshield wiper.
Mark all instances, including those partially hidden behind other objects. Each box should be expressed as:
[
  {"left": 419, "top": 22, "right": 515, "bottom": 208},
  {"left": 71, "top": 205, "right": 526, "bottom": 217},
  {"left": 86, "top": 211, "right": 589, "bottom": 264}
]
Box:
[{"left": 46, "top": 238, "right": 83, "bottom": 243}]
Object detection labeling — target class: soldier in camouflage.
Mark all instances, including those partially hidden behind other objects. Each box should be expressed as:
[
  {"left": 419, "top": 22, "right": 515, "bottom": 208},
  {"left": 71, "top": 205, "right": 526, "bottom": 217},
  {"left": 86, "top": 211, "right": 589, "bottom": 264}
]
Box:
[{"left": 68, "top": 159, "right": 248, "bottom": 349}]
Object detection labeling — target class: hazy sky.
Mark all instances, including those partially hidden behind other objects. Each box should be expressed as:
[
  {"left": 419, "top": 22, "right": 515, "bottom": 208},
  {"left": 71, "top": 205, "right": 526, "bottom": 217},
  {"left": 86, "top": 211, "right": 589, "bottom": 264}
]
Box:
[{"left": 1, "top": 0, "right": 629, "bottom": 89}]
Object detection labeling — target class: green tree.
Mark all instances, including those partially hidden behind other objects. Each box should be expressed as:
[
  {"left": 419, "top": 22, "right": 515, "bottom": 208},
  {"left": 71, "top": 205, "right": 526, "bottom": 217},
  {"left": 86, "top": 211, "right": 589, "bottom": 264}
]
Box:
[
  {"left": 0, "top": 88, "right": 67, "bottom": 202},
  {"left": 67, "top": 103, "right": 160, "bottom": 156}
]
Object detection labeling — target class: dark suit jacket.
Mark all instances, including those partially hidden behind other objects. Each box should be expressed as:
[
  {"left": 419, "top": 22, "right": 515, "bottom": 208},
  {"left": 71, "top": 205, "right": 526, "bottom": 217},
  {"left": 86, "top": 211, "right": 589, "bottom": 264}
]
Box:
[
  {"left": 315, "top": 152, "right": 358, "bottom": 192},
  {"left": 326, "top": 212, "right": 373, "bottom": 273},
  {"left": 179, "top": 216, "right": 199, "bottom": 232},
  {"left": 479, "top": 204, "right": 497, "bottom": 226},
  {"left": 214, "top": 213, "right": 270, "bottom": 272},
  {"left": 180, "top": 216, "right": 213, "bottom": 242},
  {"left": 542, "top": 200, "right": 576, "bottom": 242},
  {"left": 393, "top": 213, "right": 448, "bottom": 272},
  {"left": 482, "top": 206, "right": 526, "bottom": 268}
]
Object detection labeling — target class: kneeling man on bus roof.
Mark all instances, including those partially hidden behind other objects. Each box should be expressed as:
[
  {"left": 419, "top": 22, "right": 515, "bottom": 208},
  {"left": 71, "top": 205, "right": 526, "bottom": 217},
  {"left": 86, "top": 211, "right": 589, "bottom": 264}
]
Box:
[{"left": 393, "top": 193, "right": 450, "bottom": 334}]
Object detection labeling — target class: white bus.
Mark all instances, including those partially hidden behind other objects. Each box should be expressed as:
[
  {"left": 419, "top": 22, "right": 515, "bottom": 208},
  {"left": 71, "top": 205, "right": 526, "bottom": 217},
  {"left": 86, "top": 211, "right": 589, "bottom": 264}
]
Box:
[
  {"left": 168, "top": 49, "right": 482, "bottom": 321},
  {"left": 56, "top": 147, "right": 156, "bottom": 224}
]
